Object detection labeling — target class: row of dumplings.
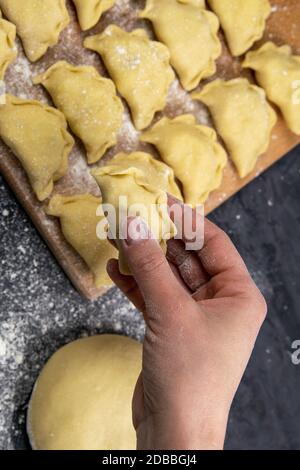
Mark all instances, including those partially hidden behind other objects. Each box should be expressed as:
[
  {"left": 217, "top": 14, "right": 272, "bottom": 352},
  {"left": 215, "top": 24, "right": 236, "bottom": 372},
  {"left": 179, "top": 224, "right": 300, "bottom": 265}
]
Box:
[
  {"left": 0, "top": 0, "right": 272, "bottom": 77},
  {"left": 0, "top": 2, "right": 299, "bottom": 166}
]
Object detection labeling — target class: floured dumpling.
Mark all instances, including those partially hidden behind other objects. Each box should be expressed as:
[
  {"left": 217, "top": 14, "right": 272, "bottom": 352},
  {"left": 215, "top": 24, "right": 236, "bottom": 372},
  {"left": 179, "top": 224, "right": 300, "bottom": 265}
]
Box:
[
  {"left": 207, "top": 0, "right": 271, "bottom": 56},
  {"left": 140, "top": 0, "right": 221, "bottom": 91},
  {"left": 0, "top": 9, "right": 17, "bottom": 80},
  {"left": 92, "top": 163, "right": 177, "bottom": 275},
  {"left": 33, "top": 61, "right": 124, "bottom": 164},
  {"left": 46, "top": 194, "right": 117, "bottom": 287},
  {"left": 193, "top": 79, "right": 277, "bottom": 178},
  {"left": 107, "top": 151, "right": 182, "bottom": 200},
  {"left": 0, "top": 95, "right": 74, "bottom": 201},
  {"left": 72, "top": 0, "right": 116, "bottom": 30},
  {"left": 0, "top": 0, "right": 69, "bottom": 62},
  {"left": 84, "top": 25, "right": 174, "bottom": 130},
  {"left": 243, "top": 42, "right": 300, "bottom": 135},
  {"left": 141, "top": 115, "right": 227, "bottom": 205}
]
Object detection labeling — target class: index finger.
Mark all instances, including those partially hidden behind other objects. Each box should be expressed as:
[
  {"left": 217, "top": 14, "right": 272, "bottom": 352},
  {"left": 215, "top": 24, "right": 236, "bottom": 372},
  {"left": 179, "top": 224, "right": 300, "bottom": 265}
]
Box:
[{"left": 167, "top": 194, "right": 249, "bottom": 278}]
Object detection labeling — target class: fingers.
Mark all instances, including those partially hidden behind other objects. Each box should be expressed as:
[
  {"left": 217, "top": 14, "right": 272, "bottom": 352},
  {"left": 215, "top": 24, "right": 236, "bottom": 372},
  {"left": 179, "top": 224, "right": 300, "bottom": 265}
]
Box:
[
  {"left": 119, "top": 217, "right": 190, "bottom": 323},
  {"left": 107, "top": 259, "right": 146, "bottom": 313},
  {"left": 169, "top": 260, "right": 193, "bottom": 293},
  {"left": 167, "top": 194, "right": 204, "bottom": 250},
  {"left": 167, "top": 194, "right": 250, "bottom": 279},
  {"left": 167, "top": 238, "right": 209, "bottom": 291},
  {"left": 200, "top": 218, "right": 250, "bottom": 278}
]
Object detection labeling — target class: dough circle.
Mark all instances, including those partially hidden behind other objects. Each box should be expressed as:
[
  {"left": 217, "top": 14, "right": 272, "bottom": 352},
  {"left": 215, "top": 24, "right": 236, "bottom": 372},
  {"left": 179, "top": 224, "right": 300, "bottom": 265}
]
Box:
[{"left": 27, "top": 335, "right": 142, "bottom": 450}]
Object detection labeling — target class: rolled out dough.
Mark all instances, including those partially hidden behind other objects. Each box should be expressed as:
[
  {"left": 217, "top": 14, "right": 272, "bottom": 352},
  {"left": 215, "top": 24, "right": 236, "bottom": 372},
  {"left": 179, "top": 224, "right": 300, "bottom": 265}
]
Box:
[{"left": 27, "top": 335, "right": 142, "bottom": 450}]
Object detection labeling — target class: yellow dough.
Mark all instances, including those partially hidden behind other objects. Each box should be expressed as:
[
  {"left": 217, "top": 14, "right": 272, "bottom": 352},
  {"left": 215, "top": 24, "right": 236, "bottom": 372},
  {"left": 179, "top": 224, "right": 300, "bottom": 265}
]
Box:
[
  {"left": 0, "top": 95, "right": 74, "bottom": 201},
  {"left": 92, "top": 153, "right": 177, "bottom": 275},
  {"left": 0, "top": 10, "right": 17, "bottom": 80},
  {"left": 207, "top": 0, "right": 271, "bottom": 56},
  {"left": 0, "top": 0, "right": 69, "bottom": 62},
  {"left": 33, "top": 61, "right": 124, "bottom": 164},
  {"left": 193, "top": 79, "right": 277, "bottom": 178},
  {"left": 243, "top": 42, "right": 300, "bottom": 136},
  {"left": 140, "top": 0, "right": 221, "bottom": 91},
  {"left": 107, "top": 151, "right": 183, "bottom": 201},
  {"left": 72, "top": 0, "right": 116, "bottom": 30},
  {"left": 141, "top": 115, "right": 227, "bottom": 205},
  {"left": 27, "top": 335, "right": 142, "bottom": 450},
  {"left": 46, "top": 194, "right": 118, "bottom": 287},
  {"left": 84, "top": 25, "right": 174, "bottom": 130}
]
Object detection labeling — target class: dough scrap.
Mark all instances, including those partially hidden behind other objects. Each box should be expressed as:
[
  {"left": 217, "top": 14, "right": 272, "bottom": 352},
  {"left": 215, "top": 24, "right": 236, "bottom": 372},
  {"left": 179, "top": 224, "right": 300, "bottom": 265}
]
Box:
[
  {"left": 84, "top": 25, "right": 175, "bottom": 130},
  {"left": 72, "top": 0, "right": 116, "bottom": 31},
  {"left": 107, "top": 151, "right": 183, "bottom": 201},
  {"left": 140, "top": 0, "right": 221, "bottom": 91},
  {"left": 0, "top": 0, "right": 69, "bottom": 62},
  {"left": 141, "top": 115, "right": 227, "bottom": 205},
  {"left": 33, "top": 61, "right": 124, "bottom": 164},
  {"left": 92, "top": 154, "right": 177, "bottom": 275},
  {"left": 0, "top": 9, "right": 17, "bottom": 80},
  {"left": 46, "top": 194, "right": 118, "bottom": 287},
  {"left": 207, "top": 0, "right": 271, "bottom": 56},
  {"left": 243, "top": 42, "right": 300, "bottom": 136},
  {"left": 193, "top": 79, "right": 277, "bottom": 178},
  {"left": 0, "top": 95, "right": 74, "bottom": 201},
  {"left": 27, "top": 335, "right": 142, "bottom": 450}
]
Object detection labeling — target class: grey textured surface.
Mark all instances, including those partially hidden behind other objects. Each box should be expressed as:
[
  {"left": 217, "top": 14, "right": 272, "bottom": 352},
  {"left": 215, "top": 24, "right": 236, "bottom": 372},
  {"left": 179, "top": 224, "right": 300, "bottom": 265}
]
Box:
[{"left": 1, "top": 146, "right": 300, "bottom": 450}]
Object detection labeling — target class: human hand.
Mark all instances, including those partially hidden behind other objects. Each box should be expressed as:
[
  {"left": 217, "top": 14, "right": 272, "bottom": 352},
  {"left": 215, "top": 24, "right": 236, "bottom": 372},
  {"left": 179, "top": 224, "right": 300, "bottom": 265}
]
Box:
[{"left": 107, "top": 196, "right": 267, "bottom": 450}]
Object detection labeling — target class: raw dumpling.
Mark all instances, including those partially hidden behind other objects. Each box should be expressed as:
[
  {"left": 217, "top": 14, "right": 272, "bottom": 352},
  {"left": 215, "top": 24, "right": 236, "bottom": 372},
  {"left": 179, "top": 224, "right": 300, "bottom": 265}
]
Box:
[
  {"left": 84, "top": 25, "right": 174, "bottom": 130},
  {"left": 46, "top": 194, "right": 117, "bottom": 287},
  {"left": 140, "top": 0, "right": 221, "bottom": 91},
  {"left": 141, "top": 115, "right": 227, "bottom": 205},
  {"left": 0, "top": 9, "right": 17, "bottom": 80},
  {"left": 107, "top": 151, "right": 182, "bottom": 200},
  {"left": 92, "top": 162, "right": 177, "bottom": 275},
  {"left": 207, "top": 0, "right": 271, "bottom": 56},
  {"left": 33, "top": 61, "right": 124, "bottom": 164},
  {"left": 193, "top": 79, "right": 277, "bottom": 178},
  {"left": 72, "top": 0, "right": 116, "bottom": 30},
  {"left": 0, "top": 95, "right": 74, "bottom": 201},
  {"left": 243, "top": 42, "right": 300, "bottom": 135},
  {"left": 0, "top": 0, "right": 69, "bottom": 62}
]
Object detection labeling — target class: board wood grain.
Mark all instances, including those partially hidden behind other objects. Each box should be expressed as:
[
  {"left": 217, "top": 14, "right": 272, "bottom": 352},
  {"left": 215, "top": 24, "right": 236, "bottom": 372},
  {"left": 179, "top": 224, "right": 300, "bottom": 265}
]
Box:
[{"left": 0, "top": 0, "right": 299, "bottom": 299}]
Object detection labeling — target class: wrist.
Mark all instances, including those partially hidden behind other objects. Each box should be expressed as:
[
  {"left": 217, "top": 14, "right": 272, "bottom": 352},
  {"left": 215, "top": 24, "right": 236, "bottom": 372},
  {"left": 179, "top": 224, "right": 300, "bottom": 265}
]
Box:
[{"left": 136, "top": 406, "right": 229, "bottom": 450}]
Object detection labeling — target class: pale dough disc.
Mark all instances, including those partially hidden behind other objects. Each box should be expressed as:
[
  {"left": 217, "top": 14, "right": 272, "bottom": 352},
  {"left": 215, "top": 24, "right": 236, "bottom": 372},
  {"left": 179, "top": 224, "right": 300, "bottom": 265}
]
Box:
[{"left": 27, "top": 335, "right": 142, "bottom": 450}]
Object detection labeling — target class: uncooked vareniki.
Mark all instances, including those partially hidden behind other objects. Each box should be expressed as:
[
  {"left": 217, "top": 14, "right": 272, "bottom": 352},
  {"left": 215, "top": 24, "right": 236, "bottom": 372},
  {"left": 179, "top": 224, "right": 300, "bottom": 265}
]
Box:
[
  {"left": 92, "top": 161, "right": 177, "bottom": 275},
  {"left": 140, "top": 0, "right": 221, "bottom": 91},
  {"left": 141, "top": 115, "right": 227, "bottom": 205},
  {"left": 243, "top": 42, "right": 300, "bottom": 136},
  {"left": 46, "top": 194, "right": 117, "bottom": 287},
  {"left": 27, "top": 335, "right": 142, "bottom": 450},
  {"left": 84, "top": 25, "right": 174, "bottom": 130},
  {"left": 0, "top": 0, "right": 69, "bottom": 62},
  {"left": 193, "top": 79, "right": 277, "bottom": 178},
  {"left": 107, "top": 152, "right": 182, "bottom": 200},
  {"left": 0, "top": 95, "right": 74, "bottom": 201},
  {"left": 72, "top": 0, "right": 116, "bottom": 31},
  {"left": 0, "top": 10, "right": 17, "bottom": 80},
  {"left": 33, "top": 61, "right": 124, "bottom": 164},
  {"left": 207, "top": 0, "right": 271, "bottom": 56}
]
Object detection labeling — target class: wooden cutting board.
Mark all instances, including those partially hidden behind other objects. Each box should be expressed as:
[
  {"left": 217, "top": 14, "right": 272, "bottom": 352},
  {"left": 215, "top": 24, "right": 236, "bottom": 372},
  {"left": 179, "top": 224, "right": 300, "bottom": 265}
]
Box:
[{"left": 0, "top": 0, "right": 299, "bottom": 299}]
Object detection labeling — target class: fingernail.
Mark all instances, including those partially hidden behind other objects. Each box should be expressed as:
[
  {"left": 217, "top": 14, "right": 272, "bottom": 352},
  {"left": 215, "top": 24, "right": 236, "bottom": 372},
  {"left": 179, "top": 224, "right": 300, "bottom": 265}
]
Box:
[{"left": 124, "top": 217, "right": 151, "bottom": 246}]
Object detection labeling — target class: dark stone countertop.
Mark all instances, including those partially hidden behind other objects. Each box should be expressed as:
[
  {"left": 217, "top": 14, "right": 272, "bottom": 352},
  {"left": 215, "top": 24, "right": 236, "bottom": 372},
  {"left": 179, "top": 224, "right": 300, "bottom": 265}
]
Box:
[{"left": 1, "top": 146, "right": 300, "bottom": 450}]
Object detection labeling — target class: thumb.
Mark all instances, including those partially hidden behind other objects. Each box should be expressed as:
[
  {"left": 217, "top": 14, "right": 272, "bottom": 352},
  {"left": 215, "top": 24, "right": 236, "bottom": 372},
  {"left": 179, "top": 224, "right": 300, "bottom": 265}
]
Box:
[{"left": 119, "top": 217, "right": 188, "bottom": 320}]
